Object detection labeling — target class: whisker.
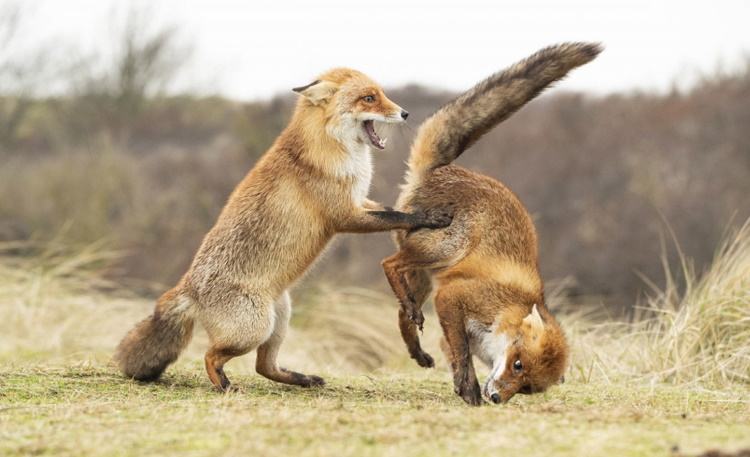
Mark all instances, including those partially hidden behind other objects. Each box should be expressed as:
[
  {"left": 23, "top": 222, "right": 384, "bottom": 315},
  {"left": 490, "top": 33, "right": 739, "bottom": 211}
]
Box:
[{"left": 374, "top": 121, "right": 418, "bottom": 151}]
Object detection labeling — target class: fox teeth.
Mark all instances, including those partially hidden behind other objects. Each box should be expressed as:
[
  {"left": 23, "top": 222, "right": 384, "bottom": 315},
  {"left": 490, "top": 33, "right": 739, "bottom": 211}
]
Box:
[{"left": 382, "top": 138, "right": 388, "bottom": 146}]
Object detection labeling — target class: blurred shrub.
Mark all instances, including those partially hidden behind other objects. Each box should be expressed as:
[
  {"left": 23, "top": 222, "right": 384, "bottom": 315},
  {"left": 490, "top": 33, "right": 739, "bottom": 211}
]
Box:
[{"left": 1, "top": 8, "right": 748, "bottom": 309}]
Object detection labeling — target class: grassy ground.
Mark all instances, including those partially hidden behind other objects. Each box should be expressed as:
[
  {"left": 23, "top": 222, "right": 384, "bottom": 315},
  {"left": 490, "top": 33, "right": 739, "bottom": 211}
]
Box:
[
  {"left": 2, "top": 365, "right": 749, "bottom": 457},
  {"left": 1, "top": 223, "right": 749, "bottom": 457}
]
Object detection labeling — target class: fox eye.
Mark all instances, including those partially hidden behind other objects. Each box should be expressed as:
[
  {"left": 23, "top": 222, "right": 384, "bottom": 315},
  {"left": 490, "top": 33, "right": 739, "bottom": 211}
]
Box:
[
  {"left": 362, "top": 95, "right": 376, "bottom": 103},
  {"left": 513, "top": 359, "right": 523, "bottom": 372}
]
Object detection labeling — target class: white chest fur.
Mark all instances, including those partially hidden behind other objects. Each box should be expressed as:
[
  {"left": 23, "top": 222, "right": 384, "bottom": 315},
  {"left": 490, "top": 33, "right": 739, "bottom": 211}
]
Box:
[
  {"left": 326, "top": 114, "right": 375, "bottom": 206},
  {"left": 468, "top": 318, "right": 512, "bottom": 398},
  {"left": 337, "top": 142, "right": 373, "bottom": 206},
  {"left": 467, "top": 319, "right": 510, "bottom": 371}
]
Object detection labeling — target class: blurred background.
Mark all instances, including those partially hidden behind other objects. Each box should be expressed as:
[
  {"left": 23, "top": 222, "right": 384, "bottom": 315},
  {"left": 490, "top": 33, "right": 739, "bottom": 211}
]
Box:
[{"left": 1, "top": 0, "right": 749, "bottom": 313}]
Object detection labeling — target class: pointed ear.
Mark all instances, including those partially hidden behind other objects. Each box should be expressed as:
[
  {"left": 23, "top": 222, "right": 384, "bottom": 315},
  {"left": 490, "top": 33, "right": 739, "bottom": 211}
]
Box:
[
  {"left": 292, "top": 80, "right": 337, "bottom": 105},
  {"left": 522, "top": 304, "right": 545, "bottom": 332}
]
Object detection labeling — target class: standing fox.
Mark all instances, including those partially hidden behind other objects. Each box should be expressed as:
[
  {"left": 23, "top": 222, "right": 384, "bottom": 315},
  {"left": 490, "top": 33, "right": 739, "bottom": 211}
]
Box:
[
  {"left": 382, "top": 42, "right": 602, "bottom": 405},
  {"left": 115, "top": 68, "right": 451, "bottom": 392}
]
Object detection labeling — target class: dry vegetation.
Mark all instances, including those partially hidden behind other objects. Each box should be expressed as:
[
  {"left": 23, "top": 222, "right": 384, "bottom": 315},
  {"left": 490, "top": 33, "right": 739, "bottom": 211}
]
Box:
[
  {"left": 2, "top": 221, "right": 748, "bottom": 388},
  {"left": 566, "top": 220, "right": 750, "bottom": 388},
  {"left": 0, "top": 224, "right": 749, "bottom": 457}
]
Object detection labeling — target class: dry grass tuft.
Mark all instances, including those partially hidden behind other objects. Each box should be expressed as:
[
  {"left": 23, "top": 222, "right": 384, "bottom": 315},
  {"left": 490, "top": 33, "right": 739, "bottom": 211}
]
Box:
[
  {"left": 0, "top": 239, "right": 132, "bottom": 361},
  {"left": 568, "top": 220, "right": 750, "bottom": 388},
  {"left": 287, "top": 286, "right": 407, "bottom": 373}
]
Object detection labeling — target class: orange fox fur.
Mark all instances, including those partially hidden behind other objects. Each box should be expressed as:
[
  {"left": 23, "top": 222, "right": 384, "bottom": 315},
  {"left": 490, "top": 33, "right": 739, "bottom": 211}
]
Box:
[
  {"left": 114, "top": 68, "right": 451, "bottom": 392},
  {"left": 382, "top": 42, "right": 602, "bottom": 405}
]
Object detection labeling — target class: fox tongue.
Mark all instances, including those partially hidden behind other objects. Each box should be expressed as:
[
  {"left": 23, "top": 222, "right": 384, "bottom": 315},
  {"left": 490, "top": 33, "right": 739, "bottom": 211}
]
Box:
[{"left": 363, "top": 120, "right": 385, "bottom": 149}]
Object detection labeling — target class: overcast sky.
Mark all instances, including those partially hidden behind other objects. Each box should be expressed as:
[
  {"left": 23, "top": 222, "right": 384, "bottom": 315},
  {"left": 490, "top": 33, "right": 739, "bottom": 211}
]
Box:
[{"left": 6, "top": 0, "right": 750, "bottom": 100}]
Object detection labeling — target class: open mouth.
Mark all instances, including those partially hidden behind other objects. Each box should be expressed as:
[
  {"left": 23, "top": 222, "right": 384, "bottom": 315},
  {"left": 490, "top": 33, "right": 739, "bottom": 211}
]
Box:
[{"left": 363, "top": 120, "right": 386, "bottom": 149}]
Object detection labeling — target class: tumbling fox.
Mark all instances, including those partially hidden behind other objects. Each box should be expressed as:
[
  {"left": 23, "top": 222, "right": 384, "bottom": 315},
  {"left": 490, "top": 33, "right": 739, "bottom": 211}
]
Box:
[
  {"left": 382, "top": 42, "right": 602, "bottom": 405},
  {"left": 115, "top": 68, "right": 451, "bottom": 392}
]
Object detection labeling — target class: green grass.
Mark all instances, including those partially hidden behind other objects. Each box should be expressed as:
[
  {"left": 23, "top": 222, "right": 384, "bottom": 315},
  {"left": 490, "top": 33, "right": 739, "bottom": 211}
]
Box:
[{"left": 2, "top": 365, "right": 749, "bottom": 457}]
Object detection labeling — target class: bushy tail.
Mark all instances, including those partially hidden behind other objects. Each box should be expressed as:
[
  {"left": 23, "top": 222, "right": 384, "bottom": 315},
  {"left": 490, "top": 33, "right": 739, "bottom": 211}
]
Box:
[
  {"left": 113, "top": 288, "right": 194, "bottom": 381},
  {"left": 405, "top": 42, "right": 602, "bottom": 186}
]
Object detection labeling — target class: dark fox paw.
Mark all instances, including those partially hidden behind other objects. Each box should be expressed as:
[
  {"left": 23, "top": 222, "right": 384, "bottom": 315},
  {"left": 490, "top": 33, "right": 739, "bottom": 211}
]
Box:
[
  {"left": 280, "top": 368, "right": 326, "bottom": 387},
  {"left": 421, "top": 209, "right": 453, "bottom": 229},
  {"left": 453, "top": 372, "right": 483, "bottom": 406},
  {"left": 403, "top": 304, "right": 425, "bottom": 331},
  {"left": 455, "top": 383, "right": 483, "bottom": 406},
  {"left": 410, "top": 349, "right": 435, "bottom": 368},
  {"left": 304, "top": 375, "right": 326, "bottom": 387}
]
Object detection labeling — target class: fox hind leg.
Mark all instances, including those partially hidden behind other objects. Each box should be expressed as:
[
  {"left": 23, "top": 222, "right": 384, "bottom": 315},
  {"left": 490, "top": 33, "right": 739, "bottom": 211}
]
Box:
[
  {"left": 382, "top": 222, "right": 468, "bottom": 329},
  {"left": 255, "top": 291, "right": 325, "bottom": 387},
  {"left": 201, "top": 288, "right": 274, "bottom": 392},
  {"left": 205, "top": 347, "right": 244, "bottom": 392},
  {"left": 396, "top": 269, "right": 435, "bottom": 368},
  {"left": 382, "top": 250, "right": 433, "bottom": 329}
]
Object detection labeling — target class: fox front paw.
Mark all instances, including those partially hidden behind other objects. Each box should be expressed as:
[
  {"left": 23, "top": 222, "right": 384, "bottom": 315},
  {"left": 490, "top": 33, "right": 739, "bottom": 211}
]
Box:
[
  {"left": 453, "top": 369, "right": 483, "bottom": 406},
  {"left": 455, "top": 382, "right": 483, "bottom": 406},
  {"left": 421, "top": 209, "right": 453, "bottom": 229}
]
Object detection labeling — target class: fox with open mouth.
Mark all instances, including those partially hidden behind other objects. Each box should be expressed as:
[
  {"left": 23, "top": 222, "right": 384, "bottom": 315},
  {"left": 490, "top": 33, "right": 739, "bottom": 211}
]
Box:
[{"left": 115, "top": 68, "right": 452, "bottom": 392}]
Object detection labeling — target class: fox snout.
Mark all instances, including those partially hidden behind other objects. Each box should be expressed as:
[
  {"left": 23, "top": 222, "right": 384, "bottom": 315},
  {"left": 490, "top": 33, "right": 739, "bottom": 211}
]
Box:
[
  {"left": 491, "top": 380, "right": 518, "bottom": 404},
  {"left": 401, "top": 110, "right": 409, "bottom": 120}
]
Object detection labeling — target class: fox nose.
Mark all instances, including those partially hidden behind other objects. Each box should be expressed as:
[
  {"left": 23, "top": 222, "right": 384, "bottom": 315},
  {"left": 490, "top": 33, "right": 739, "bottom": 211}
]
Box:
[
  {"left": 401, "top": 110, "right": 409, "bottom": 120},
  {"left": 490, "top": 393, "right": 501, "bottom": 404}
]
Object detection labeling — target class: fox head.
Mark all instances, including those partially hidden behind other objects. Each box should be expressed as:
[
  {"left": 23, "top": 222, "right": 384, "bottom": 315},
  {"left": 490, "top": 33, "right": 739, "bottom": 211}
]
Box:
[
  {"left": 484, "top": 304, "right": 568, "bottom": 404},
  {"left": 293, "top": 68, "right": 408, "bottom": 150}
]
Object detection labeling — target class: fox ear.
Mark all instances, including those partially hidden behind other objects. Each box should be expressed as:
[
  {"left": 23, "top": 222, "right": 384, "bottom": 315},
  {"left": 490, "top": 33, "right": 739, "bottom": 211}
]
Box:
[
  {"left": 292, "top": 80, "right": 337, "bottom": 105},
  {"left": 522, "top": 304, "right": 545, "bottom": 332}
]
